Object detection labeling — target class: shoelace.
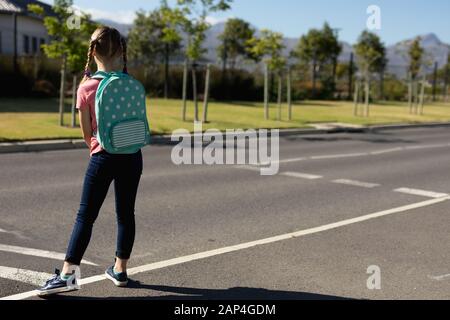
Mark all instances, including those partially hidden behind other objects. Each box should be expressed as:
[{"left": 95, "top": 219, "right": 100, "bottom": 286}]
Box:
[{"left": 44, "top": 269, "right": 61, "bottom": 285}]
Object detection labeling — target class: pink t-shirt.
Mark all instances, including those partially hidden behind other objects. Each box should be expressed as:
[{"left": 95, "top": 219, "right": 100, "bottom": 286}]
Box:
[{"left": 76, "top": 79, "right": 103, "bottom": 156}]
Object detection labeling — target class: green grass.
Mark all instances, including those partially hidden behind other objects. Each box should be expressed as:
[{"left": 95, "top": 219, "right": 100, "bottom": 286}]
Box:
[{"left": 1, "top": 97, "right": 450, "bottom": 142}]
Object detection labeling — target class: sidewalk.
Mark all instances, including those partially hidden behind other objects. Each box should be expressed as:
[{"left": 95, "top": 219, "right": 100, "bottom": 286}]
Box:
[{"left": 1, "top": 122, "right": 450, "bottom": 154}]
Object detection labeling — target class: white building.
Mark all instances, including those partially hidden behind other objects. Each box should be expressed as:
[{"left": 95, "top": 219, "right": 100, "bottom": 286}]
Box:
[{"left": 0, "top": 0, "right": 53, "bottom": 56}]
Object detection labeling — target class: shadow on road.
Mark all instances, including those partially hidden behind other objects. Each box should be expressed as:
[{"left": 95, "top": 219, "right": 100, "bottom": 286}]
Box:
[
  {"left": 285, "top": 132, "right": 417, "bottom": 144},
  {"left": 41, "top": 280, "right": 353, "bottom": 300}
]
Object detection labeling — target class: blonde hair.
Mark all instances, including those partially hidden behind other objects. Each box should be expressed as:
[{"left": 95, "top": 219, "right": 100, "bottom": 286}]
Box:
[{"left": 81, "top": 26, "right": 128, "bottom": 83}]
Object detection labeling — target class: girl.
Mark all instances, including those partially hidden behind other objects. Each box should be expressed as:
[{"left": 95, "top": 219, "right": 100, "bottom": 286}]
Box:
[{"left": 39, "top": 26, "right": 143, "bottom": 296}]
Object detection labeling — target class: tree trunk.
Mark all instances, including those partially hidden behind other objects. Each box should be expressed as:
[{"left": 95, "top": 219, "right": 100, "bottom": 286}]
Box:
[
  {"left": 444, "top": 66, "right": 449, "bottom": 102},
  {"left": 287, "top": 67, "right": 292, "bottom": 121},
  {"left": 364, "top": 75, "right": 370, "bottom": 117},
  {"left": 164, "top": 43, "right": 170, "bottom": 99},
  {"left": 202, "top": 64, "right": 211, "bottom": 123},
  {"left": 432, "top": 61, "right": 438, "bottom": 102},
  {"left": 59, "top": 56, "right": 67, "bottom": 127},
  {"left": 221, "top": 39, "right": 227, "bottom": 75},
  {"left": 413, "top": 79, "right": 419, "bottom": 114},
  {"left": 192, "top": 65, "right": 199, "bottom": 122},
  {"left": 270, "top": 72, "right": 274, "bottom": 102},
  {"left": 332, "top": 57, "right": 337, "bottom": 81},
  {"left": 353, "top": 80, "right": 360, "bottom": 117},
  {"left": 332, "top": 57, "right": 337, "bottom": 97},
  {"left": 312, "top": 59, "right": 317, "bottom": 98},
  {"left": 71, "top": 74, "right": 77, "bottom": 128},
  {"left": 277, "top": 73, "right": 282, "bottom": 121},
  {"left": 264, "top": 63, "right": 269, "bottom": 120},
  {"left": 379, "top": 71, "right": 384, "bottom": 101},
  {"left": 445, "top": 84, "right": 449, "bottom": 103},
  {"left": 419, "top": 75, "right": 426, "bottom": 115},
  {"left": 348, "top": 52, "right": 354, "bottom": 100},
  {"left": 182, "top": 59, "right": 188, "bottom": 121},
  {"left": 408, "top": 73, "right": 413, "bottom": 114},
  {"left": 230, "top": 58, "right": 237, "bottom": 71}
]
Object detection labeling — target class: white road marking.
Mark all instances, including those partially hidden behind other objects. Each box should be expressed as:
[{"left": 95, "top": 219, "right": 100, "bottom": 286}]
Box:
[
  {"left": 4, "top": 143, "right": 450, "bottom": 193},
  {"left": 0, "top": 266, "right": 52, "bottom": 287},
  {"left": 394, "top": 188, "right": 449, "bottom": 199},
  {"left": 0, "top": 244, "right": 98, "bottom": 266},
  {"left": 234, "top": 165, "right": 262, "bottom": 172},
  {"left": 404, "top": 143, "right": 450, "bottom": 151},
  {"left": 281, "top": 172, "right": 323, "bottom": 180},
  {"left": 370, "top": 147, "right": 404, "bottom": 155},
  {"left": 0, "top": 181, "right": 83, "bottom": 194},
  {"left": 310, "top": 153, "right": 367, "bottom": 160},
  {"left": 428, "top": 274, "right": 450, "bottom": 281},
  {"left": 3, "top": 196, "right": 449, "bottom": 300},
  {"left": 271, "top": 143, "right": 450, "bottom": 165},
  {"left": 273, "top": 157, "right": 306, "bottom": 164},
  {"left": 332, "top": 179, "right": 380, "bottom": 188},
  {"left": 0, "top": 228, "right": 30, "bottom": 240}
]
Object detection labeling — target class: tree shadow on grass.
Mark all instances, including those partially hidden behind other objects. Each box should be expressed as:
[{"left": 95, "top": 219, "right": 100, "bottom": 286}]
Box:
[
  {"left": 0, "top": 98, "right": 68, "bottom": 113},
  {"left": 223, "top": 101, "right": 262, "bottom": 108},
  {"left": 42, "top": 280, "right": 354, "bottom": 300},
  {"left": 297, "top": 101, "right": 337, "bottom": 108}
]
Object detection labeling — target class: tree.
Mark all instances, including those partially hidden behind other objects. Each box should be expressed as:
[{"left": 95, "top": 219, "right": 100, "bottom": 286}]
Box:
[
  {"left": 29, "top": 0, "right": 97, "bottom": 126},
  {"left": 443, "top": 54, "right": 450, "bottom": 102},
  {"left": 408, "top": 37, "right": 424, "bottom": 81},
  {"left": 128, "top": 5, "right": 182, "bottom": 99},
  {"left": 293, "top": 23, "right": 342, "bottom": 98},
  {"left": 408, "top": 37, "right": 425, "bottom": 114},
  {"left": 174, "top": 0, "right": 233, "bottom": 122},
  {"left": 128, "top": 10, "right": 165, "bottom": 80},
  {"left": 320, "top": 23, "right": 342, "bottom": 90},
  {"left": 160, "top": 1, "right": 183, "bottom": 99},
  {"left": 247, "top": 30, "right": 286, "bottom": 120},
  {"left": 294, "top": 28, "right": 322, "bottom": 97},
  {"left": 354, "top": 31, "right": 386, "bottom": 117},
  {"left": 217, "top": 18, "right": 255, "bottom": 72}
]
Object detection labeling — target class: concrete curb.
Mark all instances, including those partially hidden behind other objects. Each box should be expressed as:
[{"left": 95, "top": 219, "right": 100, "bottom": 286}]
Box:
[
  {"left": 366, "top": 122, "right": 450, "bottom": 132},
  {"left": 2, "top": 122, "right": 450, "bottom": 154}
]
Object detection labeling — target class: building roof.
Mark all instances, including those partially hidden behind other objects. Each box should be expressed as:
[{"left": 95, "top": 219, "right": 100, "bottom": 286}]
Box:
[{"left": 0, "top": 0, "right": 54, "bottom": 17}]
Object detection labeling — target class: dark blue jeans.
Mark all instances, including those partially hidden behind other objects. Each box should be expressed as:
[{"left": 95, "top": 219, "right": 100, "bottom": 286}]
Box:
[{"left": 65, "top": 150, "right": 143, "bottom": 265}]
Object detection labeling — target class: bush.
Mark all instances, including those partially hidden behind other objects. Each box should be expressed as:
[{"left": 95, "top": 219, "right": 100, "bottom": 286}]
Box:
[
  {"left": 0, "top": 55, "right": 60, "bottom": 98},
  {"left": 129, "top": 64, "right": 264, "bottom": 102},
  {"left": 31, "top": 80, "right": 57, "bottom": 98},
  {"left": 383, "top": 78, "right": 408, "bottom": 101},
  {"left": 210, "top": 69, "right": 263, "bottom": 101},
  {"left": 0, "top": 72, "right": 33, "bottom": 97}
]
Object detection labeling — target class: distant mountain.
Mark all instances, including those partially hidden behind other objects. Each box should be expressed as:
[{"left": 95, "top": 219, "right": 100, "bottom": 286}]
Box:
[
  {"left": 97, "top": 19, "right": 132, "bottom": 36},
  {"left": 202, "top": 24, "right": 449, "bottom": 78},
  {"left": 385, "top": 33, "right": 450, "bottom": 78},
  {"left": 98, "top": 19, "right": 449, "bottom": 78}
]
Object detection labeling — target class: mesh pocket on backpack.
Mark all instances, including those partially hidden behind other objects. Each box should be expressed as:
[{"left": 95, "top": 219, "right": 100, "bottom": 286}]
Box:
[{"left": 111, "top": 120, "right": 146, "bottom": 149}]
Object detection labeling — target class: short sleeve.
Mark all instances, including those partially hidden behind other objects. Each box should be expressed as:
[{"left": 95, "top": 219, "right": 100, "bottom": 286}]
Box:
[{"left": 76, "top": 86, "right": 89, "bottom": 111}]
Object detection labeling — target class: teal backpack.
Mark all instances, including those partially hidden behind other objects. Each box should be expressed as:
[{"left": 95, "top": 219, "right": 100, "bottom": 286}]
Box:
[{"left": 91, "top": 71, "right": 151, "bottom": 154}]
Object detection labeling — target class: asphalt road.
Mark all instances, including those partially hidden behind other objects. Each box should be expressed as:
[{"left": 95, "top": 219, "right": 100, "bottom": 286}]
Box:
[{"left": 0, "top": 127, "right": 449, "bottom": 300}]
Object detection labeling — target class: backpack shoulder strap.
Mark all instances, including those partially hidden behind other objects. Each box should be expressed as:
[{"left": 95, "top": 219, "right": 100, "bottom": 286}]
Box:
[
  {"left": 91, "top": 71, "right": 110, "bottom": 80},
  {"left": 92, "top": 71, "right": 129, "bottom": 80}
]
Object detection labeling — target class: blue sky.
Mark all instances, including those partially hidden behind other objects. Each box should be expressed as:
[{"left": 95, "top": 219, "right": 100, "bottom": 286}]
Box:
[{"left": 41, "top": 0, "right": 450, "bottom": 45}]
